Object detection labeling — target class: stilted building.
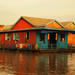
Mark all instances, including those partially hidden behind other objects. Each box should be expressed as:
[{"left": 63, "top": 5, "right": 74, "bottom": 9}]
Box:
[{"left": 0, "top": 16, "right": 75, "bottom": 50}]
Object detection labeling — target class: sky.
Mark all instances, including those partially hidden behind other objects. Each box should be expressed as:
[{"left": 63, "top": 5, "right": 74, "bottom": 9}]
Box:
[{"left": 0, "top": 0, "right": 75, "bottom": 25}]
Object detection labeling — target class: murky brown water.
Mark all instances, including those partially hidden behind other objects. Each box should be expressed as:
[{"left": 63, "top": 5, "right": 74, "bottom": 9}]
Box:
[{"left": 0, "top": 50, "right": 75, "bottom": 75}]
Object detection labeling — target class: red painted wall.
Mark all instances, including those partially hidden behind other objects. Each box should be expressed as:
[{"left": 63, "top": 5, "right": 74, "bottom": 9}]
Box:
[
  {"left": 0, "top": 17, "right": 36, "bottom": 49},
  {"left": 1, "top": 33, "right": 5, "bottom": 44},
  {"left": 27, "top": 31, "right": 36, "bottom": 47},
  {"left": 12, "top": 18, "right": 34, "bottom": 30},
  {"left": 18, "top": 31, "right": 36, "bottom": 48},
  {"left": 1, "top": 33, "right": 16, "bottom": 47},
  {"left": 0, "top": 31, "right": 36, "bottom": 48}
]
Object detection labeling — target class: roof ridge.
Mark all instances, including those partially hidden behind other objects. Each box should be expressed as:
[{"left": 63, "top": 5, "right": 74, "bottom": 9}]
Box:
[
  {"left": 64, "top": 22, "right": 75, "bottom": 28},
  {"left": 22, "top": 16, "right": 54, "bottom": 26},
  {"left": 54, "top": 20, "right": 64, "bottom": 28},
  {"left": 64, "top": 23, "right": 72, "bottom": 27},
  {"left": 45, "top": 20, "right": 54, "bottom": 25},
  {"left": 45, "top": 20, "right": 64, "bottom": 28},
  {"left": 22, "top": 16, "right": 53, "bottom": 20},
  {"left": 22, "top": 16, "right": 35, "bottom": 26},
  {"left": 61, "top": 21, "right": 73, "bottom": 23}
]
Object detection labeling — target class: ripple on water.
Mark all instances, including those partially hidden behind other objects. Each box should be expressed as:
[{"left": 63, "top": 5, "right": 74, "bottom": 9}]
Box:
[{"left": 0, "top": 50, "right": 75, "bottom": 75}]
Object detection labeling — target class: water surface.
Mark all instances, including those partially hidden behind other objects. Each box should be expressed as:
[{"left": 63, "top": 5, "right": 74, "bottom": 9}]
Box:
[{"left": 0, "top": 50, "right": 75, "bottom": 75}]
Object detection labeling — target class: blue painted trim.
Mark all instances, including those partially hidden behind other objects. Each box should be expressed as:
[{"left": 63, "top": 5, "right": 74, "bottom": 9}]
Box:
[
  {"left": 57, "top": 32, "right": 68, "bottom": 49},
  {"left": 36, "top": 31, "right": 48, "bottom": 49},
  {"left": 36, "top": 30, "right": 68, "bottom": 49},
  {"left": 41, "top": 30, "right": 58, "bottom": 33}
]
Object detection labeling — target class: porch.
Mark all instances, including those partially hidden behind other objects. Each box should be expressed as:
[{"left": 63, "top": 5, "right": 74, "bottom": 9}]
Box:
[{"left": 36, "top": 30, "right": 68, "bottom": 49}]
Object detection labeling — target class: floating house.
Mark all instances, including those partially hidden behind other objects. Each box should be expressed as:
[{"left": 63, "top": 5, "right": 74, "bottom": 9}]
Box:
[
  {"left": 0, "top": 16, "right": 75, "bottom": 50},
  {"left": 61, "top": 22, "right": 75, "bottom": 48}
]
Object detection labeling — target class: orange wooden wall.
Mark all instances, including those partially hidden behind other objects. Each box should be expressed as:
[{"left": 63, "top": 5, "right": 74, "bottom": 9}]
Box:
[{"left": 68, "top": 32, "right": 75, "bottom": 44}]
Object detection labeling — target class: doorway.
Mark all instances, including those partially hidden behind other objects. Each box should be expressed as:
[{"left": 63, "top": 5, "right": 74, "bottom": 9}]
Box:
[{"left": 48, "top": 33, "right": 57, "bottom": 48}]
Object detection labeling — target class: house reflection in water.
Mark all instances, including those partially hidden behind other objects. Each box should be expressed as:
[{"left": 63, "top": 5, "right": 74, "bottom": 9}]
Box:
[
  {"left": 0, "top": 51, "right": 39, "bottom": 75},
  {"left": 36, "top": 54, "right": 49, "bottom": 75},
  {"left": 15, "top": 53, "right": 38, "bottom": 75},
  {"left": 49, "top": 53, "right": 68, "bottom": 74},
  {"left": 0, "top": 51, "right": 69, "bottom": 75},
  {"left": 56, "top": 54, "right": 68, "bottom": 74},
  {"left": 0, "top": 51, "right": 16, "bottom": 74},
  {"left": 49, "top": 54, "right": 56, "bottom": 72}
]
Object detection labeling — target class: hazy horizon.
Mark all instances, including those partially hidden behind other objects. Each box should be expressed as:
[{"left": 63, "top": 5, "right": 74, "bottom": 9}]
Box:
[{"left": 0, "top": 0, "right": 75, "bottom": 25}]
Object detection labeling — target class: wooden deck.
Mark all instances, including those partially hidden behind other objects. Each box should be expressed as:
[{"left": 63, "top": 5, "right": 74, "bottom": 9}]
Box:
[
  {"left": 39, "top": 48, "right": 75, "bottom": 53},
  {"left": 0, "top": 47, "right": 75, "bottom": 53},
  {"left": 0, "top": 43, "right": 75, "bottom": 53}
]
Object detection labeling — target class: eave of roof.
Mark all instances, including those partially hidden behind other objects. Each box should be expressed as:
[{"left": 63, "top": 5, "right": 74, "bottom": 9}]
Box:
[{"left": 0, "top": 28, "right": 75, "bottom": 33}]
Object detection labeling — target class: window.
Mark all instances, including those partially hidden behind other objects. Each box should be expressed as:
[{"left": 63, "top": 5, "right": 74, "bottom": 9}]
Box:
[
  {"left": 39, "top": 33, "right": 45, "bottom": 42},
  {"left": 60, "top": 33, "right": 65, "bottom": 42},
  {"left": 5, "top": 33, "right": 11, "bottom": 40},
  {"left": 13, "top": 32, "right": 19, "bottom": 40},
  {"left": 25, "top": 32, "right": 29, "bottom": 40}
]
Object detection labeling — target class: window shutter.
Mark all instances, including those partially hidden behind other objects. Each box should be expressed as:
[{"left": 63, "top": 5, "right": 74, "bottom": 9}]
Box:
[
  {"left": 27, "top": 32, "right": 29, "bottom": 40},
  {"left": 16, "top": 33, "right": 19, "bottom": 40},
  {"left": 9, "top": 35, "right": 11, "bottom": 40},
  {"left": 25, "top": 32, "right": 29, "bottom": 40},
  {"left": 13, "top": 33, "right": 15, "bottom": 40},
  {"left": 5, "top": 33, "right": 7, "bottom": 40},
  {"left": 9, "top": 33, "right": 11, "bottom": 40},
  {"left": 25, "top": 32, "right": 27, "bottom": 40}
]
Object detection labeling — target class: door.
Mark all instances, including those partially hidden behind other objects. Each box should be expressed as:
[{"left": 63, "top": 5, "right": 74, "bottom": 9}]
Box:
[{"left": 48, "top": 33, "right": 57, "bottom": 48}]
